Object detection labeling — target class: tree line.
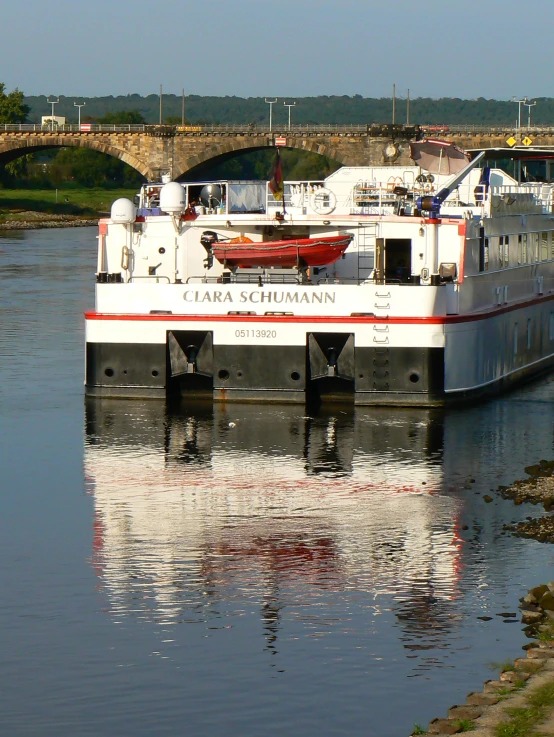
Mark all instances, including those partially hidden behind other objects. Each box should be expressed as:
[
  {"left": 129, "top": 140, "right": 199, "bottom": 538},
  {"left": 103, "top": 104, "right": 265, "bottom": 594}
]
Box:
[
  {"left": 20, "top": 92, "right": 554, "bottom": 127},
  {"left": 3, "top": 83, "right": 554, "bottom": 189}
]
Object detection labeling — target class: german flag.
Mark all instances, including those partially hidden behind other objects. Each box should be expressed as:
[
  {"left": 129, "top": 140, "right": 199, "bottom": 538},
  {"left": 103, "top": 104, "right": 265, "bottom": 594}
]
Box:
[{"left": 268, "top": 149, "right": 284, "bottom": 201}]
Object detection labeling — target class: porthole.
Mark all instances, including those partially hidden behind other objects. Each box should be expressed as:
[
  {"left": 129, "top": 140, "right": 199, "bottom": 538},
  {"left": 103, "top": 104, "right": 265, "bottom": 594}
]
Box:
[
  {"left": 104, "top": 368, "right": 114, "bottom": 377},
  {"left": 291, "top": 371, "right": 301, "bottom": 381},
  {"left": 152, "top": 369, "right": 159, "bottom": 377},
  {"left": 409, "top": 372, "right": 420, "bottom": 384},
  {"left": 218, "top": 369, "right": 230, "bottom": 381}
]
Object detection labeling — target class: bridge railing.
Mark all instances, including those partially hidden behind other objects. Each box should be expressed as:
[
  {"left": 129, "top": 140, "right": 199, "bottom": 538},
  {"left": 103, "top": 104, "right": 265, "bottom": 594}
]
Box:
[
  {"left": 3, "top": 122, "right": 554, "bottom": 135},
  {"left": 0, "top": 124, "right": 148, "bottom": 133},
  {"left": 0, "top": 123, "right": 419, "bottom": 135}
]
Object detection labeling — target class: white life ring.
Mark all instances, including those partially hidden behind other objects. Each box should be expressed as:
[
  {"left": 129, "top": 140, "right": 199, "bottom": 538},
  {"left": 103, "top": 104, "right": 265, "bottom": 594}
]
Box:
[{"left": 310, "top": 187, "right": 336, "bottom": 215}]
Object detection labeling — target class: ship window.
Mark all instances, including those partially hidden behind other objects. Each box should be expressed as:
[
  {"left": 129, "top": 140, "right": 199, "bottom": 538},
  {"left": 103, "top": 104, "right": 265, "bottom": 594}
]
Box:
[
  {"left": 522, "top": 233, "right": 528, "bottom": 263},
  {"left": 527, "top": 318, "right": 532, "bottom": 350},
  {"left": 478, "top": 228, "right": 488, "bottom": 272},
  {"left": 518, "top": 234, "right": 522, "bottom": 265},
  {"left": 513, "top": 323, "right": 518, "bottom": 355},
  {"left": 504, "top": 235, "right": 510, "bottom": 267},
  {"left": 542, "top": 232, "right": 549, "bottom": 261},
  {"left": 531, "top": 233, "right": 539, "bottom": 262},
  {"left": 498, "top": 237, "right": 504, "bottom": 269}
]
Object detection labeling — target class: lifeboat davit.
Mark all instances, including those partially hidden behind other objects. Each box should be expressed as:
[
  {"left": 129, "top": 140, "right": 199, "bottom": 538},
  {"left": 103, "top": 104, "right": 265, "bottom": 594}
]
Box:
[{"left": 210, "top": 234, "right": 353, "bottom": 268}]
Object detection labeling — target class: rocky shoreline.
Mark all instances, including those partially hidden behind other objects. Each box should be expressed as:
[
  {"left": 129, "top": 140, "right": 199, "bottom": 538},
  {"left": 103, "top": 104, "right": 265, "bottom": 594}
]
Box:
[
  {"left": 499, "top": 460, "right": 554, "bottom": 544},
  {"left": 412, "top": 583, "right": 554, "bottom": 736},
  {"left": 0, "top": 211, "right": 99, "bottom": 230},
  {"left": 411, "top": 464, "right": 554, "bottom": 735}
]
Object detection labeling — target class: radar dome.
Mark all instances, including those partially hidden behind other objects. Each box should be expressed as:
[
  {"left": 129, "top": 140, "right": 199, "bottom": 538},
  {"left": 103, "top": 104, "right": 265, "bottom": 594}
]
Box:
[
  {"left": 110, "top": 198, "right": 136, "bottom": 224},
  {"left": 160, "top": 182, "right": 186, "bottom": 214}
]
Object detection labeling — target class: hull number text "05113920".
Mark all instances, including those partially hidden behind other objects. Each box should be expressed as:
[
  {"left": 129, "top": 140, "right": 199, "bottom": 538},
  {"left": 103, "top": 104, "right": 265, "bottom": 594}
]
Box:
[{"left": 235, "top": 329, "right": 277, "bottom": 339}]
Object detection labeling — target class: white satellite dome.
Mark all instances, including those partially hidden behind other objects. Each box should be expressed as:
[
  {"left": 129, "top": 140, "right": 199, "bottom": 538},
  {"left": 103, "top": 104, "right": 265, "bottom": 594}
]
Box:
[
  {"left": 160, "top": 182, "right": 186, "bottom": 214},
  {"left": 110, "top": 198, "right": 136, "bottom": 224}
]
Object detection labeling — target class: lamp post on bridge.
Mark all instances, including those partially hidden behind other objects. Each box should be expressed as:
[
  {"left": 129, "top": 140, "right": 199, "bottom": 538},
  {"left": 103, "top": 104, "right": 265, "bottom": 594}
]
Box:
[
  {"left": 265, "top": 98, "right": 278, "bottom": 132},
  {"left": 283, "top": 101, "right": 296, "bottom": 130},
  {"left": 512, "top": 96, "right": 527, "bottom": 132},
  {"left": 74, "top": 101, "right": 86, "bottom": 128},
  {"left": 46, "top": 97, "right": 60, "bottom": 131},
  {"left": 524, "top": 99, "right": 537, "bottom": 128}
]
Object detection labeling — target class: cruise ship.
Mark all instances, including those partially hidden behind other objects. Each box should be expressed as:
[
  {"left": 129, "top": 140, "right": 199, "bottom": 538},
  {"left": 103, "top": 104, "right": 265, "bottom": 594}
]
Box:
[{"left": 84, "top": 142, "right": 554, "bottom": 405}]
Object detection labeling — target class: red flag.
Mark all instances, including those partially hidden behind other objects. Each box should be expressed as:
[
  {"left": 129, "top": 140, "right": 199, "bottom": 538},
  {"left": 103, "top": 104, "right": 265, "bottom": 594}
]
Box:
[{"left": 269, "top": 149, "right": 284, "bottom": 201}]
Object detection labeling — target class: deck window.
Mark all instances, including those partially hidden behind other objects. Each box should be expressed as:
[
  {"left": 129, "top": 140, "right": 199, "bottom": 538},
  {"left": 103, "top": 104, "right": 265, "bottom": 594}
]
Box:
[
  {"left": 498, "top": 237, "right": 504, "bottom": 269},
  {"left": 542, "top": 232, "right": 549, "bottom": 261},
  {"left": 531, "top": 233, "right": 539, "bottom": 262},
  {"left": 522, "top": 233, "right": 528, "bottom": 263},
  {"left": 504, "top": 235, "right": 510, "bottom": 266},
  {"left": 479, "top": 228, "right": 488, "bottom": 272}
]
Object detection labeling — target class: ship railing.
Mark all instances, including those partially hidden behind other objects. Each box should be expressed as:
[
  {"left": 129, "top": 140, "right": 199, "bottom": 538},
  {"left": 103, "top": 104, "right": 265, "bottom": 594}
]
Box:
[
  {"left": 186, "top": 276, "right": 228, "bottom": 283},
  {"left": 489, "top": 184, "right": 553, "bottom": 211},
  {"left": 266, "top": 181, "right": 361, "bottom": 215},
  {"left": 128, "top": 275, "right": 171, "bottom": 283}
]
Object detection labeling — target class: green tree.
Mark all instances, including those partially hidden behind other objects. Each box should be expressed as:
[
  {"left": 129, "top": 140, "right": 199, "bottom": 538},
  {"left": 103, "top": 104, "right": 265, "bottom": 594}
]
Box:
[
  {"left": 0, "top": 83, "right": 29, "bottom": 123},
  {"left": 164, "top": 115, "right": 189, "bottom": 125},
  {"left": 98, "top": 110, "right": 146, "bottom": 124}
]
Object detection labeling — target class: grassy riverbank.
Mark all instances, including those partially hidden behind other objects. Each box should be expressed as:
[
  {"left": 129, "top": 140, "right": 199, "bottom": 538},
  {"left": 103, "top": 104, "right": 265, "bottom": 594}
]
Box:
[{"left": 0, "top": 188, "right": 137, "bottom": 221}]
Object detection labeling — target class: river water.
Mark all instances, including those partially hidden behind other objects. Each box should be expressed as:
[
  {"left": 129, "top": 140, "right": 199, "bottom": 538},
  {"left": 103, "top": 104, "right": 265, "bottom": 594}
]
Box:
[{"left": 1, "top": 226, "right": 553, "bottom": 736}]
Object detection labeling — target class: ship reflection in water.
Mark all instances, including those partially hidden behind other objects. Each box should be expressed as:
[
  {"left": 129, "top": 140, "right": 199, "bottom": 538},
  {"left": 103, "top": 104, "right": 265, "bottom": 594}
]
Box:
[{"left": 85, "top": 400, "right": 486, "bottom": 664}]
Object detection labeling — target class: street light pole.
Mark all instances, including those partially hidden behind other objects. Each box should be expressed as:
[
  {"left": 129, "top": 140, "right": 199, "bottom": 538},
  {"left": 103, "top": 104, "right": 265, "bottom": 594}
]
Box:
[
  {"left": 524, "top": 99, "right": 537, "bottom": 128},
  {"left": 283, "top": 101, "right": 296, "bottom": 130},
  {"left": 265, "top": 98, "right": 278, "bottom": 132},
  {"left": 47, "top": 97, "right": 60, "bottom": 131},
  {"left": 74, "top": 101, "right": 86, "bottom": 128},
  {"left": 512, "top": 96, "right": 527, "bottom": 131}
]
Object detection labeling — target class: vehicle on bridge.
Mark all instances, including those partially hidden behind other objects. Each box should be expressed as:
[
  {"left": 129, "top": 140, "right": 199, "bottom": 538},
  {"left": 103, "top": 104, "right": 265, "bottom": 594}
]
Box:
[{"left": 84, "top": 145, "right": 554, "bottom": 406}]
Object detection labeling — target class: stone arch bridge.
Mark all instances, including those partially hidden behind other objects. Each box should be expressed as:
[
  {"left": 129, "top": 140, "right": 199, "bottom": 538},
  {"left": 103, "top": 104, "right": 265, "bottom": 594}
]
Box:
[
  {"left": 3, "top": 124, "right": 554, "bottom": 181},
  {"left": 0, "top": 123, "right": 422, "bottom": 181}
]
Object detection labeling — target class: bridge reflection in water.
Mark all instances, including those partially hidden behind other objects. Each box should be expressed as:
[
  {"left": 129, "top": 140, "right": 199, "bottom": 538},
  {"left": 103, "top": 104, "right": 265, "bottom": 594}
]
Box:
[{"left": 85, "top": 397, "right": 526, "bottom": 667}]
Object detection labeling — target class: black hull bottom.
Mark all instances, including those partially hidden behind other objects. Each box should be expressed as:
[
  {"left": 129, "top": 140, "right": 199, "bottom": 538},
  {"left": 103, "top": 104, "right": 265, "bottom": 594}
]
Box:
[{"left": 85, "top": 341, "right": 554, "bottom": 406}]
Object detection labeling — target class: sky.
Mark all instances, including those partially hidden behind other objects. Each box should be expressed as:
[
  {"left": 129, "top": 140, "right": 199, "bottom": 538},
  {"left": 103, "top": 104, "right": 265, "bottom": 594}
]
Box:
[{"left": 2, "top": 0, "right": 553, "bottom": 100}]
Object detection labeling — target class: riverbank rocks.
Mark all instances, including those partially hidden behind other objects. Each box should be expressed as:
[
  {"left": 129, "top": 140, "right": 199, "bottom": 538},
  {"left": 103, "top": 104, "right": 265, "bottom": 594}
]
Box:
[
  {"left": 0, "top": 218, "right": 98, "bottom": 230},
  {"left": 410, "top": 584, "right": 554, "bottom": 736},
  {"left": 497, "top": 461, "right": 554, "bottom": 510},
  {"left": 496, "top": 463, "right": 554, "bottom": 543},
  {"left": 506, "top": 515, "right": 554, "bottom": 543}
]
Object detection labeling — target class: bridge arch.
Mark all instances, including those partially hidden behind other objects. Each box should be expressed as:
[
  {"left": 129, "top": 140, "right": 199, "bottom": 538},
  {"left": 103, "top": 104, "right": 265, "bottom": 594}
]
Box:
[
  {"left": 0, "top": 137, "right": 150, "bottom": 178},
  {"left": 173, "top": 136, "right": 358, "bottom": 181}
]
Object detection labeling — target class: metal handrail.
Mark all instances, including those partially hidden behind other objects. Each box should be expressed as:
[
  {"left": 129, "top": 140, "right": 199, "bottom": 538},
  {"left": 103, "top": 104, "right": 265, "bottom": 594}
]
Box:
[
  {"left": 128, "top": 275, "right": 171, "bottom": 283},
  {"left": 0, "top": 123, "right": 419, "bottom": 134},
  {"left": 4, "top": 122, "right": 554, "bottom": 137}
]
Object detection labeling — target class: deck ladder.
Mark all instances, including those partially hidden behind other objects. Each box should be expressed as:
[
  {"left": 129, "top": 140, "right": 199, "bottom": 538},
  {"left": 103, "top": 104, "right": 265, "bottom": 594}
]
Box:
[{"left": 357, "top": 223, "right": 378, "bottom": 281}]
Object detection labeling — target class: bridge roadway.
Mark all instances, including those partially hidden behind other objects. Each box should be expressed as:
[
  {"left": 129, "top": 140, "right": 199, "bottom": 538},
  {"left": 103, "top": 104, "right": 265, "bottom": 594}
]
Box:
[{"left": 2, "top": 123, "right": 554, "bottom": 181}]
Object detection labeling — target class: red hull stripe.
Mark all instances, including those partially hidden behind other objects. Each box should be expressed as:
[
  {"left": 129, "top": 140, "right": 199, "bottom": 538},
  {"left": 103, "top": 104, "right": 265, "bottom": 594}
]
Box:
[{"left": 85, "top": 293, "right": 554, "bottom": 326}]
